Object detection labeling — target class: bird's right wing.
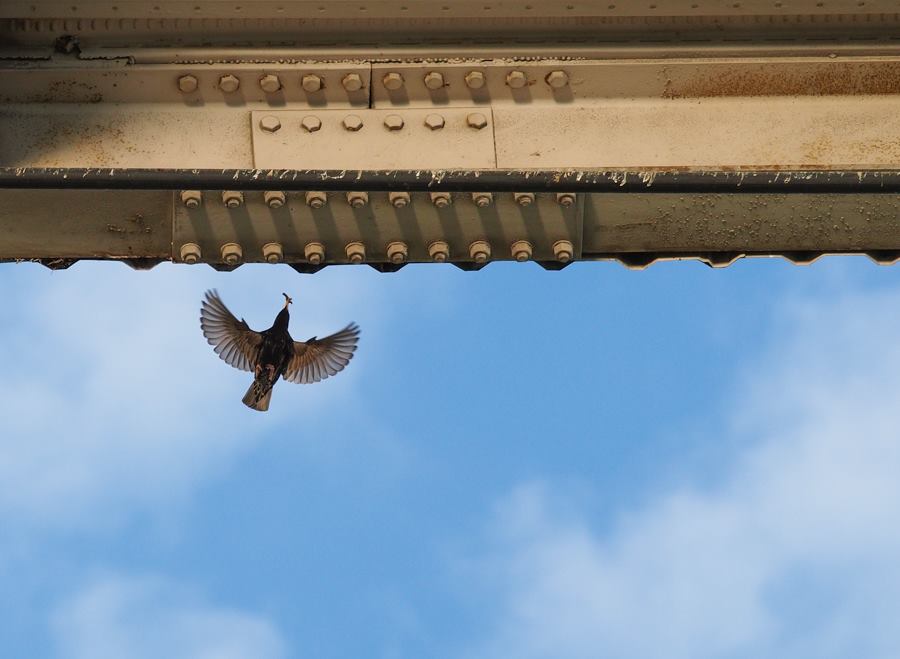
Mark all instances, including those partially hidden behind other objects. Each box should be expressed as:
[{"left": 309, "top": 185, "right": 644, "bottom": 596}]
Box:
[
  {"left": 283, "top": 323, "right": 360, "bottom": 384},
  {"left": 200, "top": 290, "right": 263, "bottom": 372}
]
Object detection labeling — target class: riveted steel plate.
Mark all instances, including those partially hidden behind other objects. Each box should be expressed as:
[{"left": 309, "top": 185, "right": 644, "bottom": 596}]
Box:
[{"left": 251, "top": 109, "right": 497, "bottom": 170}]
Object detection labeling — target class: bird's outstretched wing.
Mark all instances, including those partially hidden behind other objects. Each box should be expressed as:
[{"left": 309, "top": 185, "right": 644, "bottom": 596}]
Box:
[
  {"left": 283, "top": 323, "right": 361, "bottom": 384},
  {"left": 200, "top": 290, "right": 263, "bottom": 372}
]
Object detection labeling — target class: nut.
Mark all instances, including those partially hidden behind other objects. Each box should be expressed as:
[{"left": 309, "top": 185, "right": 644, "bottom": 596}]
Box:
[
  {"left": 556, "top": 192, "right": 576, "bottom": 207},
  {"left": 305, "top": 191, "right": 327, "bottom": 208},
  {"left": 545, "top": 70, "right": 569, "bottom": 88},
  {"left": 514, "top": 192, "right": 535, "bottom": 207},
  {"left": 389, "top": 192, "right": 410, "bottom": 208},
  {"left": 469, "top": 240, "right": 491, "bottom": 264},
  {"left": 472, "top": 192, "right": 493, "bottom": 207},
  {"left": 222, "top": 190, "right": 244, "bottom": 208},
  {"left": 506, "top": 70, "right": 528, "bottom": 89},
  {"left": 264, "top": 191, "right": 286, "bottom": 209},
  {"left": 382, "top": 71, "right": 404, "bottom": 90},
  {"left": 428, "top": 240, "right": 450, "bottom": 262},
  {"left": 386, "top": 241, "right": 408, "bottom": 264},
  {"left": 466, "top": 112, "right": 488, "bottom": 129},
  {"left": 384, "top": 114, "right": 405, "bottom": 131},
  {"left": 177, "top": 75, "right": 198, "bottom": 93},
  {"left": 511, "top": 239, "right": 533, "bottom": 262},
  {"left": 304, "top": 241, "right": 325, "bottom": 265},
  {"left": 423, "top": 71, "right": 445, "bottom": 90},
  {"left": 346, "top": 191, "right": 369, "bottom": 208},
  {"left": 259, "top": 73, "right": 282, "bottom": 93},
  {"left": 553, "top": 239, "right": 575, "bottom": 263},
  {"left": 259, "top": 115, "right": 282, "bottom": 132},
  {"left": 341, "top": 72, "right": 364, "bottom": 91},
  {"left": 343, "top": 114, "right": 363, "bottom": 131},
  {"left": 464, "top": 70, "right": 485, "bottom": 89},
  {"left": 262, "top": 242, "right": 284, "bottom": 264},
  {"left": 221, "top": 242, "right": 243, "bottom": 265},
  {"left": 301, "top": 115, "right": 322, "bottom": 133},
  {"left": 301, "top": 73, "right": 324, "bottom": 92},
  {"left": 180, "top": 190, "right": 202, "bottom": 209},
  {"left": 424, "top": 113, "right": 445, "bottom": 130},
  {"left": 218, "top": 74, "right": 240, "bottom": 93},
  {"left": 345, "top": 241, "right": 366, "bottom": 264},
  {"left": 430, "top": 192, "right": 452, "bottom": 208},
  {"left": 179, "top": 242, "right": 202, "bottom": 264}
]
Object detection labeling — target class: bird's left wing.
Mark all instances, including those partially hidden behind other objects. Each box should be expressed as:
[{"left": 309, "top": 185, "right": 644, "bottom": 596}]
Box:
[
  {"left": 200, "top": 290, "right": 263, "bottom": 372},
  {"left": 283, "top": 323, "right": 361, "bottom": 384}
]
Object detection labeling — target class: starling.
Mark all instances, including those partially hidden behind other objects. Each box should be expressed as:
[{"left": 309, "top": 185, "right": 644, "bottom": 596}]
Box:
[{"left": 200, "top": 289, "right": 360, "bottom": 412}]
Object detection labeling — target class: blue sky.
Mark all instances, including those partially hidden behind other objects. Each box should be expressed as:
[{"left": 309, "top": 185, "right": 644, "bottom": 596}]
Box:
[{"left": 2, "top": 253, "right": 900, "bottom": 658}]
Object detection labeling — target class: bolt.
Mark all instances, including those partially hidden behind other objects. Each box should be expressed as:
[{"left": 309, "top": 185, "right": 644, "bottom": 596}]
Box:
[
  {"left": 469, "top": 240, "right": 491, "bottom": 264},
  {"left": 221, "top": 242, "right": 243, "bottom": 266},
  {"left": 222, "top": 190, "right": 244, "bottom": 208},
  {"left": 514, "top": 192, "right": 535, "bottom": 207},
  {"left": 345, "top": 241, "right": 366, "bottom": 264},
  {"left": 467, "top": 112, "right": 488, "bottom": 129},
  {"left": 425, "top": 113, "right": 445, "bottom": 130},
  {"left": 424, "top": 71, "right": 445, "bottom": 90},
  {"left": 506, "top": 70, "right": 528, "bottom": 88},
  {"left": 304, "top": 241, "right": 325, "bottom": 265},
  {"left": 384, "top": 114, "right": 405, "bottom": 130},
  {"left": 472, "top": 192, "right": 493, "bottom": 207},
  {"left": 553, "top": 239, "right": 575, "bottom": 263},
  {"left": 545, "top": 70, "right": 570, "bottom": 88},
  {"left": 465, "top": 70, "right": 486, "bottom": 89},
  {"left": 511, "top": 239, "right": 533, "bottom": 262},
  {"left": 301, "top": 73, "right": 324, "bottom": 92},
  {"left": 389, "top": 192, "right": 410, "bottom": 208},
  {"left": 259, "top": 115, "right": 282, "bottom": 132},
  {"left": 430, "top": 192, "right": 452, "bottom": 208},
  {"left": 180, "top": 190, "right": 202, "bottom": 209},
  {"left": 382, "top": 71, "right": 404, "bottom": 90},
  {"left": 218, "top": 74, "right": 240, "bottom": 93},
  {"left": 177, "top": 75, "right": 198, "bottom": 93},
  {"left": 346, "top": 191, "right": 369, "bottom": 208},
  {"left": 428, "top": 240, "right": 450, "bottom": 262},
  {"left": 386, "top": 241, "right": 408, "bottom": 264},
  {"left": 262, "top": 242, "right": 284, "bottom": 264},
  {"left": 305, "top": 191, "right": 327, "bottom": 209},
  {"left": 179, "top": 242, "right": 202, "bottom": 264},
  {"left": 343, "top": 114, "right": 364, "bottom": 131},
  {"left": 301, "top": 115, "right": 322, "bottom": 132},
  {"left": 264, "top": 191, "right": 286, "bottom": 209},
  {"left": 341, "top": 72, "right": 364, "bottom": 91},
  {"left": 556, "top": 192, "right": 576, "bottom": 207},
  {"left": 259, "top": 74, "right": 282, "bottom": 93}
]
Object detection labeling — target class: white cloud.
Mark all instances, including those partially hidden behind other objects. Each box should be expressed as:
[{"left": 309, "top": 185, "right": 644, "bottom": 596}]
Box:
[
  {"left": 470, "top": 285, "right": 900, "bottom": 659},
  {"left": 53, "top": 574, "right": 284, "bottom": 659}
]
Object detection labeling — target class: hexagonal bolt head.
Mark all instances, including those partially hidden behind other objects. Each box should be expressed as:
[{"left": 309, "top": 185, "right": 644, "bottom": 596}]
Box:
[
  {"left": 222, "top": 190, "right": 244, "bottom": 208},
  {"left": 341, "top": 72, "right": 364, "bottom": 91},
  {"left": 386, "top": 241, "right": 409, "bottom": 264},
  {"left": 428, "top": 240, "right": 450, "bottom": 263},
  {"left": 469, "top": 240, "right": 492, "bottom": 264},
  {"left": 304, "top": 241, "right": 326, "bottom": 265},
  {"left": 545, "top": 70, "right": 570, "bottom": 89},
  {"left": 514, "top": 192, "right": 535, "bottom": 207},
  {"left": 389, "top": 192, "right": 410, "bottom": 208},
  {"left": 177, "top": 75, "right": 198, "bottom": 93},
  {"left": 472, "top": 192, "right": 493, "bottom": 207},
  {"left": 220, "top": 242, "right": 243, "bottom": 266},
  {"left": 346, "top": 191, "right": 369, "bottom": 208},
  {"left": 301, "top": 115, "right": 322, "bottom": 133},
  {"left": 218, "top": 74, "right": 240, "bottom": 93},
  {"left": 423, "top": 71, "right": 445, "bottom": 90},
  {"left": 345, "top": 241, "right": 366, "bottom": 264},
  {"left": 464, "top": 70, "right": 486, "bottom": 89},
  {"left": 382, "top": 71, "right": 405, "bottom": 90},
  {"left": 424, "top": 114, "right": 445, "bottom": 130},
  {"left": 179, "top": 242, "right": 202, "bottom": 264},
  {"left": 259, "top": 74, "right": 282, "bottom": 93},
  {"left": 430, "top": 192, "right": 452, "bottom": 208},
  {"left": 259, "top": 115, "right": 282, "bottom": 133},
  {"left": 383, "top": 114, "right": 405, "bottom": 131},
  {"left": 180, "top": 190, "right": 202, "bottom": 209},
  {"left": 262, "top": 242, "right": 284, "bottom": 264},
  {"left": 264, "top": 191, "right": 286, "bottom": 209},
  {"left": 552, "top": 239, "right": 575, "bottom": 263},
  {"left": 466, "top": 112, "right": 488, "bottom": 130},
  {"left": 305, "top": 191, "right": 327, "bottom": 209},
  {"left": 511, "top": 239, "right": 534, "bottom": 262},
  {"left": 506, "top": 70, "right": 529, "bottom": 89},
  {"left": 343, "top": 114, "right": 364, "bottom": 131},
  {"left": 301, "top": 73, "right": 324, "bottom": 92},
  {"left": 556, "top": 192, "right": 576, "bottom": 207}
]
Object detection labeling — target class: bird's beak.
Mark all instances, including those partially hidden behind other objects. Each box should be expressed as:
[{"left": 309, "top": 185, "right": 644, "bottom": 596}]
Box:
[{"left": 282, "top": 293, "right": 293, "bottom": 308}]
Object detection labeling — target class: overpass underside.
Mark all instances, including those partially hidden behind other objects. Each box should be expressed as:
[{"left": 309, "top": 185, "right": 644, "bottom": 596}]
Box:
[{"left": 2, "top": 0, "right": 899, "bottom": 271}]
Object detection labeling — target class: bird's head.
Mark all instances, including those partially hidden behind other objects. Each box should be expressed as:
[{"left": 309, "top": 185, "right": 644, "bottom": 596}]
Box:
[{"left": 282, "top": 292, "right": 293, "bottom": 309}]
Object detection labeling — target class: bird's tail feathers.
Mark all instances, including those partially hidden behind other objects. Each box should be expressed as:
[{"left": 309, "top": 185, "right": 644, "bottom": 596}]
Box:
[{"left": 242, "top": 379, "right": 273, "bottom": 412}]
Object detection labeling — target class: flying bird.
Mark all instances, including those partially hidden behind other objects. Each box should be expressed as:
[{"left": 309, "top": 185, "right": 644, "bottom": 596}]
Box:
[{"left": 200, "top": 290, "right": 360, "bottom": 412}]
